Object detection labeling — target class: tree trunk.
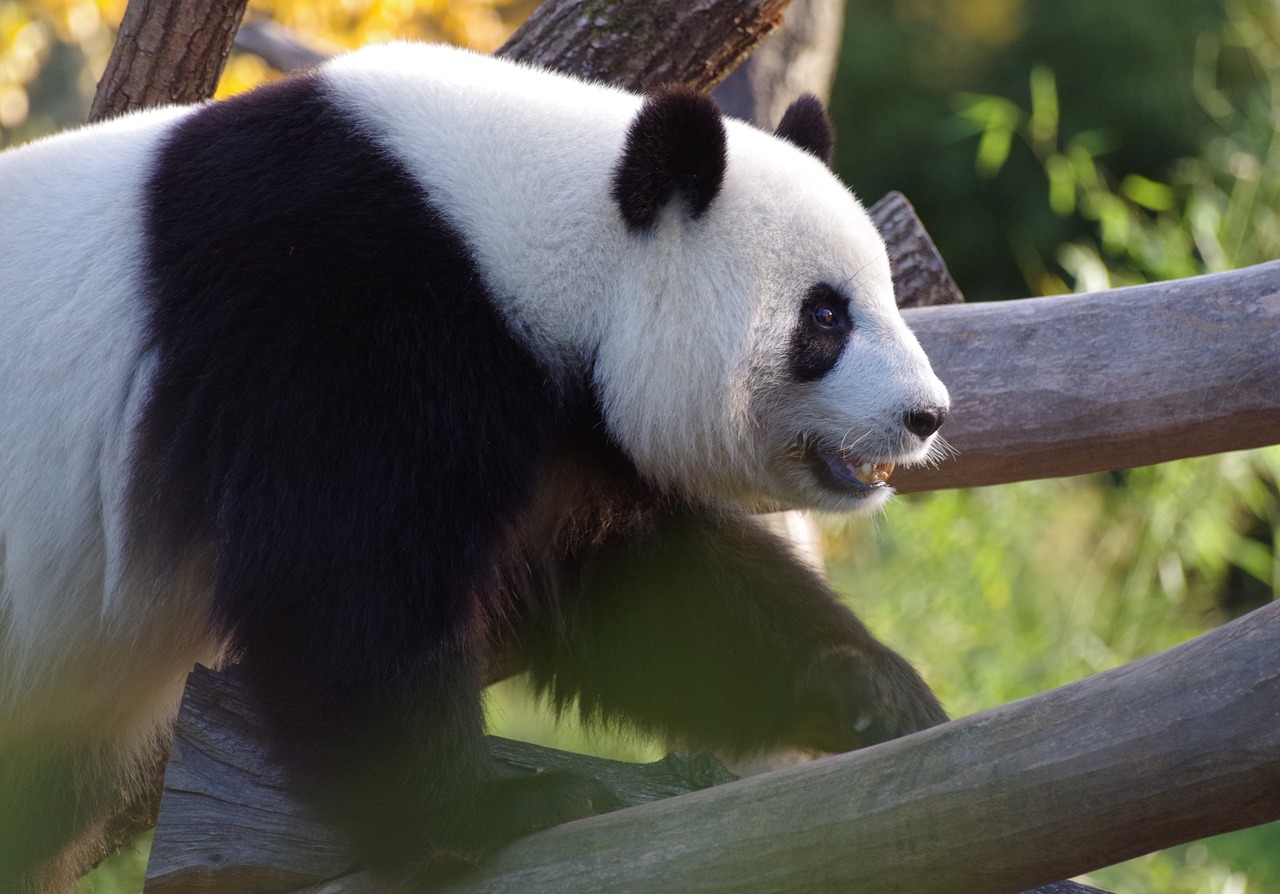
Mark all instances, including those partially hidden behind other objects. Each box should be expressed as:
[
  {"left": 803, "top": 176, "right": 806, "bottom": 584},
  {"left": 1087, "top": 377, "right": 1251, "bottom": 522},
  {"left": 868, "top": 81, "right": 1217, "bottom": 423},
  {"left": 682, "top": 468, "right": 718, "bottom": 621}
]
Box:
[{"left": 89, "top": 0, "right": 249, "bottom": 121}]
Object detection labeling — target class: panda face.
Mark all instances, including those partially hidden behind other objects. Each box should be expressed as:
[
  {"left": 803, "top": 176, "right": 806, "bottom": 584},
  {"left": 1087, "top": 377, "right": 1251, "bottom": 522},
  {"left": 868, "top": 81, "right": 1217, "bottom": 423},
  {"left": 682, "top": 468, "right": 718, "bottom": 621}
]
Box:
[{"left": 597, "top": 91, "right": 949, "bottom": 513}]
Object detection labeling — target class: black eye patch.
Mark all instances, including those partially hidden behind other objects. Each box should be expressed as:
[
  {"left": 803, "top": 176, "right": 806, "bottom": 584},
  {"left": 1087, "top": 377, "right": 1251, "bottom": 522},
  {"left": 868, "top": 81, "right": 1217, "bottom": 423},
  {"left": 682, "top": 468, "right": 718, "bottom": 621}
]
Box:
[{"left": 788, "top": 284, "right": 853, "bottom": 381}]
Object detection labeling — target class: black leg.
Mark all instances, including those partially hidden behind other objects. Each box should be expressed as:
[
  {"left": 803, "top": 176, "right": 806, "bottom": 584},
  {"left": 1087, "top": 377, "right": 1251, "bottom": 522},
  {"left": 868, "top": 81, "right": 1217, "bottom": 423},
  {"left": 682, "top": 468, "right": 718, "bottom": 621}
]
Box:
[{"left": 523, "top": 509, "right": 946, "bottom": 756}]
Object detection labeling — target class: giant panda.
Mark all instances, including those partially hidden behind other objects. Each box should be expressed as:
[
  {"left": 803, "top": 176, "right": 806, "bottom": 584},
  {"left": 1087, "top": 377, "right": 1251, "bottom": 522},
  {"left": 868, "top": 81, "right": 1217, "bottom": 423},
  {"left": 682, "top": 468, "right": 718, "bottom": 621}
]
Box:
[{"left": 0, "top": 43, "right": 950, "bottom": 892}]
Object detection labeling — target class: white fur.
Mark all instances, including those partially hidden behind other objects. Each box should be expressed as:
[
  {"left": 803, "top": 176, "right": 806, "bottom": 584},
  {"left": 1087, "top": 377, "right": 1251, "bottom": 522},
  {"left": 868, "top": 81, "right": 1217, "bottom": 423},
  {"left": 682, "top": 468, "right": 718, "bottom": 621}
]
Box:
[{"left": 0, "top": 106, "right": 223, "bottom": 748}]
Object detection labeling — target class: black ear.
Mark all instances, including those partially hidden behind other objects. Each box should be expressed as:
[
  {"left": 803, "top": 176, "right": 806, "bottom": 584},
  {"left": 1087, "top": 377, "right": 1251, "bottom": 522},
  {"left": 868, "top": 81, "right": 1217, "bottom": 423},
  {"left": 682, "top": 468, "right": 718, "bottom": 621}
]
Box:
[
  {"left": 775, "top": 93, "right": 835, "bottom": 165},
  {"left": 612, "top": 88, "right": 728, "bottom": 232}
]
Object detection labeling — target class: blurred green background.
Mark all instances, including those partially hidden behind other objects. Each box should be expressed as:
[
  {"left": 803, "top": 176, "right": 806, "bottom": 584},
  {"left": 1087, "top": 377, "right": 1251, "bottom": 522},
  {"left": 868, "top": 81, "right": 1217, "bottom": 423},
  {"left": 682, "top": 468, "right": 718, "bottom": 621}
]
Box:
[{"left": 3, "top": 0, "right": 1276, "bottom": 891}]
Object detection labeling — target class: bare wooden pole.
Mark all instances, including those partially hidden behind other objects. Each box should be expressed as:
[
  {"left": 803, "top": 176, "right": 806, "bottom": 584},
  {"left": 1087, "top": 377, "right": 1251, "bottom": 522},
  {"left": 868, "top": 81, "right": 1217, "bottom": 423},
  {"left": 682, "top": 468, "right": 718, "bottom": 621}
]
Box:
[{"left": 896, "top": 260, "right": 1280, "bottom": 493}]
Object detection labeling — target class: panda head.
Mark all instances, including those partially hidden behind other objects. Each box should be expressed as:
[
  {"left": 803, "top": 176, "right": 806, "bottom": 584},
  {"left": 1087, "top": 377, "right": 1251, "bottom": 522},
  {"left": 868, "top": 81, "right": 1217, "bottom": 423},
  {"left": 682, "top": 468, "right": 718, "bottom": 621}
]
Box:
[{"left": 593, "top": 88, "right": 949, "bottom": 514}]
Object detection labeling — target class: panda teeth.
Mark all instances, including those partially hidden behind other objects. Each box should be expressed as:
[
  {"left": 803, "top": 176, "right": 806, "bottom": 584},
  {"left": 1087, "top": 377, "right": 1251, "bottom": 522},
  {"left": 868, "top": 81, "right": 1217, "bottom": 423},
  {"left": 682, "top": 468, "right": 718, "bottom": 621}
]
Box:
[{"left": 853, "top": 461, "right": 896, "bottom": 486}]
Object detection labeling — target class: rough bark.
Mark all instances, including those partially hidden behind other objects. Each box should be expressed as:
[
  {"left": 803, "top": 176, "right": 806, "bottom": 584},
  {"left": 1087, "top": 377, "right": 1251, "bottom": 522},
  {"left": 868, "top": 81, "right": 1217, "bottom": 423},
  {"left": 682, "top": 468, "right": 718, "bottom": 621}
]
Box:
[
  {"left": 497, "top": 0, "right": 792, "bottom": 92},
  {"left": 89, "top": 0, "right": 248, "bottom": 121}
]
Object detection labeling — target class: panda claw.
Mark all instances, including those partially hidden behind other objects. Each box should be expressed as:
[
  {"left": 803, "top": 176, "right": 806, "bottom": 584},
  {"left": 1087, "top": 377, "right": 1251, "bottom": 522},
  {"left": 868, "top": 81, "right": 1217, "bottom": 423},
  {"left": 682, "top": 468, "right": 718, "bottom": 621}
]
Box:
[{"left": 792, "top": 643, "right": 947, "bottom": 753}]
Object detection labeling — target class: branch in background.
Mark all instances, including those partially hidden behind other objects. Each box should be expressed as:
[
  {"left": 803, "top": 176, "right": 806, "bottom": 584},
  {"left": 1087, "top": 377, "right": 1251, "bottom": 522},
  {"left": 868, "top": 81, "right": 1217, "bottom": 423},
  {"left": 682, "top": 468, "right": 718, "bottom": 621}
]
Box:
[
  {"left": 96, "top": 0, "right": 798, "bottom": 122},
  {"left": 497, "top": 0, "right": 792, "bottom": 93},
  {"left": 712, "top": 0, "right": 844, "bottom": 126},
  {"left": 233, "top": 17, "right": 334, "bottom": 72}
]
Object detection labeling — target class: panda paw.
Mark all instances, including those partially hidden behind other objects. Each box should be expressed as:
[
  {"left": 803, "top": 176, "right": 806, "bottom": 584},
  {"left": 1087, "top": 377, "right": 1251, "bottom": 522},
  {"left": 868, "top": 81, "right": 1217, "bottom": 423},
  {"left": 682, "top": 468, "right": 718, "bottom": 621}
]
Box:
[
  {"left": 791, "top": 644, "right": 947, "bottom": 753},
  {"left": 396, "top": 772, "right": 620, "bottom": 890}
]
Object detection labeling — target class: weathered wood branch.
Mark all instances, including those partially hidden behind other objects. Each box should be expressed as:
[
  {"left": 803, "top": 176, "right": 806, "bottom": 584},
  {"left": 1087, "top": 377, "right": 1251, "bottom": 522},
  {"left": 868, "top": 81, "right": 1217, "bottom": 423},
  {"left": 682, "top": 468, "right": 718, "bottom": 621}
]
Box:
[
  {"left": 145, "top": 666, "right": 737, "bottom": 893},
  {"left": 895, "top": 261, "right": 1280, "bottom": 493},
  {"left": 146, "top": 603, "right": 1280, "bottom": 893},
  {"left": 871, "top": 191, "right": 964, "bottom": 309}
]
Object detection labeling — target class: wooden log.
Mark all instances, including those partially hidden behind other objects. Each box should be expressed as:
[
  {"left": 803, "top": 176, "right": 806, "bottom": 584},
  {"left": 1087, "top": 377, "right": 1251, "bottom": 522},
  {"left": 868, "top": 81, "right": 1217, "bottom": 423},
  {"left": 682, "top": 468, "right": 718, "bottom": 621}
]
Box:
[
  {"left": 895, "top": 260, "right": 1280, "bottom": 493},
  {"left": 145, "top": 602, "right": 1280, "bottom": 893},
  {"left": 144, "top": 665, "right": 737, "bottom": 893}
]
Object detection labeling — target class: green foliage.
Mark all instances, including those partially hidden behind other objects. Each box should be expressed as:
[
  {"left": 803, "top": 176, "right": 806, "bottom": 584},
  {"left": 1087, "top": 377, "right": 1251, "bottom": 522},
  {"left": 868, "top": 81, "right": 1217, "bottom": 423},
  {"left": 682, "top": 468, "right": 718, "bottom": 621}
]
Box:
[
  {"left": 955, "top": 0, "right": 1280, "bottom": 293},
  {"left": 73, "top": 833, "right": 151, "bottom": 894},
  {"left": 832, "top": 0, "right": 1226, "bottom": 301}
]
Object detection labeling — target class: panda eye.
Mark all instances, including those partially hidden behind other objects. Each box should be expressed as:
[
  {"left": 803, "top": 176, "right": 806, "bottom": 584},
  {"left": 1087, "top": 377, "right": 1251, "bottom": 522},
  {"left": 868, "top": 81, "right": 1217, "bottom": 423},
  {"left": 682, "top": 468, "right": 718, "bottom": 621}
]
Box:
[
  {"left": 804, "top": 286, "right": 850, "bottom": 334},
  {"left": 790, "top": 285, "right": 854, "bottom": 381},
  {"left": 811, "top": 305, "right": 838, "bottom": 329}
]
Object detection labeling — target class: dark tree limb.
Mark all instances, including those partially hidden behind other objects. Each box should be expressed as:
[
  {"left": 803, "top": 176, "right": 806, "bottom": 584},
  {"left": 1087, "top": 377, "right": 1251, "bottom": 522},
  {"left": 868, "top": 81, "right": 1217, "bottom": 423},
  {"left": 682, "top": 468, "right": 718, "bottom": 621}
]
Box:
[
  {"left": 872, "top": 191, "right": 964, "bottom": 309},
  {"left": 89, "top": 0, "right": 249, "bottom": 121},
  {"left": 497, "top": 0, "right": 792, "bottom": 92},
  {"left": 712, "top": 0, "right": 845, "bottom": 125}
]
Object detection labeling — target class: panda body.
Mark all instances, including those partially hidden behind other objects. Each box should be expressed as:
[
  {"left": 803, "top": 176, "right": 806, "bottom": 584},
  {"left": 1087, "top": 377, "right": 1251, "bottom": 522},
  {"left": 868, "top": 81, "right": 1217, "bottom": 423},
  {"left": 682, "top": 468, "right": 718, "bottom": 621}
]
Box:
[{"left": 0, "top": 44, "right": 948, "bottom": 892}]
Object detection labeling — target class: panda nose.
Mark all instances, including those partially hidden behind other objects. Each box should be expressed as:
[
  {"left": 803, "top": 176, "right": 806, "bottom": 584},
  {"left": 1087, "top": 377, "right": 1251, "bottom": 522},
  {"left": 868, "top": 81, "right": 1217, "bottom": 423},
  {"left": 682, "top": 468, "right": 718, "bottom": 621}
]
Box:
[{"left": 903, "top": 405, "right": 947, "bottom": 440}]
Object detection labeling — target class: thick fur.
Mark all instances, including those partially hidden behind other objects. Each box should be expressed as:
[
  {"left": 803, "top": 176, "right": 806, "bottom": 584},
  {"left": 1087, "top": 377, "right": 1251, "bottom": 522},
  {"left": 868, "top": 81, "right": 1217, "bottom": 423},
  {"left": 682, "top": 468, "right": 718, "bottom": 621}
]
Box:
[{"left": 0, "top": 44, "right": 949, "bottom": 891}]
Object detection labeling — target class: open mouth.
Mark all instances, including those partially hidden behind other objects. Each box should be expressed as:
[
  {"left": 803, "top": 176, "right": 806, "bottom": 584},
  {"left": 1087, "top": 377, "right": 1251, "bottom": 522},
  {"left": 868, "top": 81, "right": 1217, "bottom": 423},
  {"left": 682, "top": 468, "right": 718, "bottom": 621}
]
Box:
[{"left": 806, "top": 442, "right": 898, "bottom": 496}]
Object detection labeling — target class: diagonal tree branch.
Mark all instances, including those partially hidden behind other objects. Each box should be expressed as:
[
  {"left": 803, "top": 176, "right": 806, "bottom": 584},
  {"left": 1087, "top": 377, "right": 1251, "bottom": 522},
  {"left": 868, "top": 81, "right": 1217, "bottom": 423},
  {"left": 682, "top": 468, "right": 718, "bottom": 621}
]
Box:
[{"left": 146, "top": 602, "right": 1280, "bottom": 893}]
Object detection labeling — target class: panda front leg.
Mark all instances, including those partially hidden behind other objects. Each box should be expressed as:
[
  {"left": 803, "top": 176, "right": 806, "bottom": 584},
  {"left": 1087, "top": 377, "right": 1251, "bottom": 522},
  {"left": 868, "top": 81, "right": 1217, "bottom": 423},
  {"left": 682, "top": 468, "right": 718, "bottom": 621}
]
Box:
[
  {"left": 205, "top": 483, "right": 618, "bottom": 888},
  {"left": 219, "top": 564, "right": 617, "bottom": 887},
  {"left": 524, "top": 509, "right": 946, "bottom": 759}
]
